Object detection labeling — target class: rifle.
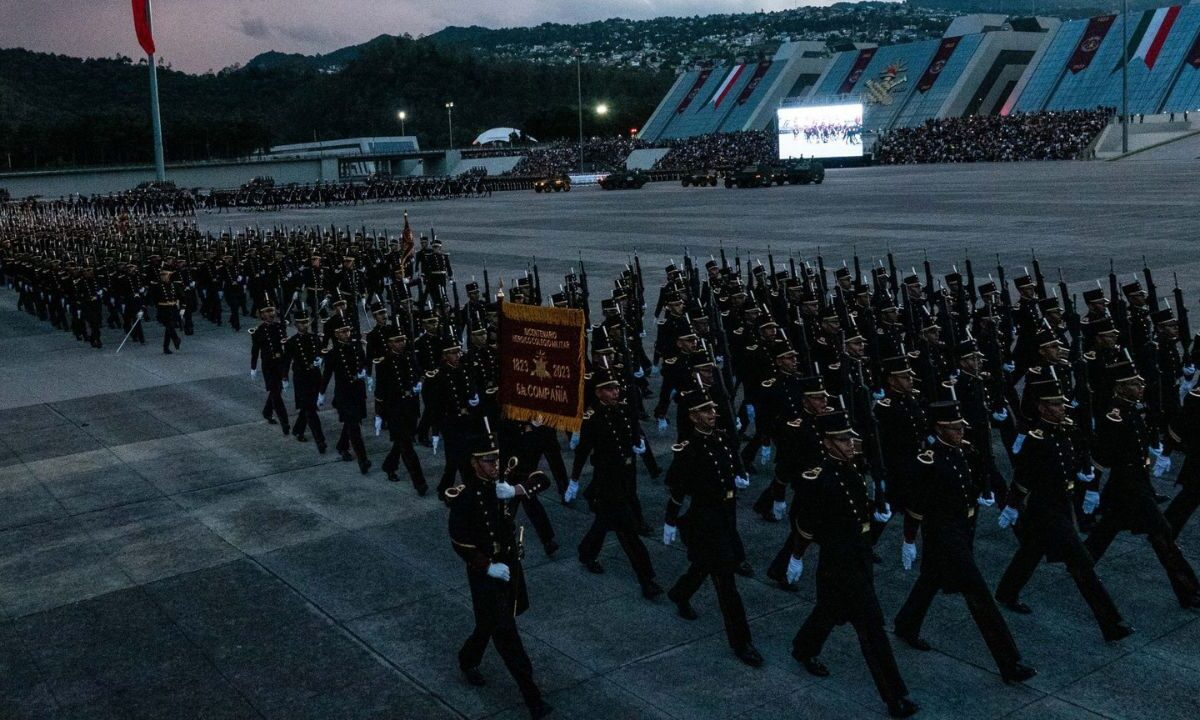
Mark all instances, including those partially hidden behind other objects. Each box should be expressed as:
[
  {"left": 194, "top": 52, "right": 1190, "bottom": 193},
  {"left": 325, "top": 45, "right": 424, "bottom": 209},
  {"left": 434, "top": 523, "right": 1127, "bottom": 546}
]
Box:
[
  {"left": 1059, "top": 269, "right": 1082, "bottom": 361},
  {"left": 452, "top": 279, "right": 462, "bottom": 330},
  {"left": 1175, "top": 273, "right": 1192, "bottom": 355},
  {"left": 719, "top": 242, "right": 728, "bottom": 270},
  {"left": 1031, "top": 249, "right": 1046, "bottom": 299},
  {"left": 887, "top": 245, "right": 900, "bottom": 298},
  {"left": 533, "top": 262, "right": 542, "bottom": 306},
  {"left": 965, "top": 254, "right": 977, "bottom": 309},
  {"left": 483, "top": 268, "right": 490, "bottom": 299},
  {"left": 735, "top": 247, "right": 741, "bottom": 279},
  {"left": 579, "top": 255, "right": 591, "bottom": 326},
  {"left": 1109, "top": 259, "right": 1130, "bottom": 343},
  {"left": 816, "top": 248, "right": 828, "bottom": 304},
  {"left": 1143, "top": 256, "right": 1160, "bottom": 311},
  {"left": 996, "top": 255, "right": 1013, "bottom": 332},
  {"left": 767, "top": 245, "right": 777, "bottom": 291},
  {"left": 852, "top": 244, "right": 862, "bottom": 287}
]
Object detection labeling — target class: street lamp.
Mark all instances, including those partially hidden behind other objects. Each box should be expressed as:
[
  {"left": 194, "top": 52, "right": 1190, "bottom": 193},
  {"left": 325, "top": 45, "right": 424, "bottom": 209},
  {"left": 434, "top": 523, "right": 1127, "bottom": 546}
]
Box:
[
  {"left": 1121, "top": 0, "right": 1129, "bottom": 154},
  {"left": 575, "top": 50, "right": 584, "bottom": 171},
  {"left": 444, "top": 102, "right": 454, "bottom": 150},
  {"left": 595, "top": 103, "right": 609, "bottom": 116},
  {"left": 397, "top": 110, "right": 407, "bottom": 136}
]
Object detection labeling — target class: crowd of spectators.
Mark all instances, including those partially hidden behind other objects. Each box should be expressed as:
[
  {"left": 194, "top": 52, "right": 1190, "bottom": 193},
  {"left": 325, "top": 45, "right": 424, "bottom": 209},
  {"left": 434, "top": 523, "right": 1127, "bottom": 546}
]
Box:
[
  {"left": 651, "top": 130, "right": 777, "bottom": 171},
  {"left": 505, "top": 137, "right": 653, "bottom": 176},
  {"left": 873, "top": 108, "right": 1113, "bottom": 165}
]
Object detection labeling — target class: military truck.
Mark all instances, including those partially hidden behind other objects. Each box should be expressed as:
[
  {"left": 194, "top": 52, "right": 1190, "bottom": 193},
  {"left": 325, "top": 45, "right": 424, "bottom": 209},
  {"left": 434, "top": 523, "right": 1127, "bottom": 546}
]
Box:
[
  {"left": 598, "top": 169, "right": 648, "bottom": 190},
  {"left": 774, "top": 158, "right": 826, "bottom": 185},
  {"left": 533, "top": 174, "right": 571, "bottom": 193},
  {"left": 723, "top": 165, "right": 774, "bottom": 189},
  {"left": 680, "top": 169, "right": 719, "bottom": 187}
]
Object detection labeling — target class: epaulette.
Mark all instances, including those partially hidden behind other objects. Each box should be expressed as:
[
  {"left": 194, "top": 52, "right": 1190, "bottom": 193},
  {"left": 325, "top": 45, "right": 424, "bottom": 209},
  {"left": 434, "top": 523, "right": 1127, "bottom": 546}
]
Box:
[
  {"left": 656, "top": 318, "right": 666, "bottom": 326},
  {"left": 801, "top": 467, "right": 822, "bottom": 480},
  {"left": 876, "top": 398, "right": 892, "bottom": 408},
  {"left": 745, "top": 344, "right": 758, "bottom": 351},
  {"left": 1106, "top": 408, "right": 1122, "bottom": 423},
  {"left": 425, "top": 369, "right": 439, "bottom": 378},
  {"left": 443, "top": 484, "right": 465, "bottom": 500},
  {"left": 584, "top": 372, "right": 593, "bottom": 380},
  {"left": 960, "top": 438, "right": 972, "bottom": 446},
  {"left": 828, "top": 362, "right": 841, "bottom": 371},
  {"left": 786, "top": 417, "right": 803, "bottom": 428},
  {"left": 732, "top": 327, "right": 744, "bottom": 336},
  {"left": 582, "top": 409, "right": 594, "bottom": 419},
  {"left": 816, "top": 337, "right": 829, "bottom": 346},
  {"left": 917, "top": 450, "right": 934, "bottom": 465},
  {"left": 1027, "top": 366, "right": 1042, "bottom": 376},
  {"left": 664, "top": 357, "right": 677, "bottom": 365},
  {"left": 247, "top": 327, "right": 256, "bottom": 335},
  {"left": 761, "top": 378, "right": 776, "bottom": 388},
  {"left": 1083, "top": 351, "right": 1097, "bottom": 361},
  {"left": 1062, "top": 417, "right": 1075, "bottom": 427},
  {"left": 672, "top": 441, "right": 689, "bottom": 452},
  {"left": 1027, "top": 429, "right": 1045, "bottom": 440}
]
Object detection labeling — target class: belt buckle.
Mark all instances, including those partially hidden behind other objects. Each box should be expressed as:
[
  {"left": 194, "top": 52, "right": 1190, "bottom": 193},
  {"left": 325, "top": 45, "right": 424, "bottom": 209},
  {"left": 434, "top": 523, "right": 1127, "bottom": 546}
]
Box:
[
  {"left": 725, "top": 490, "right": 734, "bottom": 500},
  {"left": 967, "top": 508, "right": 975, "bottom": 518},
  {"left": 1066, "top": 482, "right": 1074, "bottom": 491},
  {"left": 861, "top": 522, "right": 870, "bottom": 533}
]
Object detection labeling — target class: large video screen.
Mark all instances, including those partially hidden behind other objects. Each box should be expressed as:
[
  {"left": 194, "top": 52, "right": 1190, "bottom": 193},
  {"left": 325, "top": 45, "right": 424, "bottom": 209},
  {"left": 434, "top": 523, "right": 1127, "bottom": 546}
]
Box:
[{"left": 777, "top": 104, "right": 864, "bottom": 159}]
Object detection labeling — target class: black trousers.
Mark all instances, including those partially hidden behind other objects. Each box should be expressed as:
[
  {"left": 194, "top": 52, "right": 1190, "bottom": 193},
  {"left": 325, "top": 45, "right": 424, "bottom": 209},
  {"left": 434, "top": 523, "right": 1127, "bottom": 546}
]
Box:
[
  {"left": 1086, "top": 515, "right": 1199, "bottom": 604},
  {"left": 292, "top": 401, "right": 326, "bottom": 447},
  {"left": 123, "top": 305, "right": 146, "bottom": 343},
  {"left": 514, "top": 495, "right": 555, "bottom": 546},
  {"left": 1165, "top": 456, "right": 1200, "bottom": 541},
  {"left": 793, "top": 595, "right": 908, "bottom": 706},
  {"left": 261, "top": 367, "right": 290, "bottom": 432},
  {"left": 158, "top": 309, "right": 181, "bottom": 352},
  {"left": 578, "top": 514, "right": 655, "bottom": 586},
  {"left": 670, "top": 564, "right": 751, "bottom": 650},
  {"left": 337, "top": 421, "right": 368, "bottom": 464},
  {"left": 383, "top": 428, "right": 426, "bottom": 490},
  {"left": 996, "top": 533, "right": 1125, "bottom": 637},
  {"left": 894, "top": 561, "right": 1022, "bottom": 675},
  {"left": 227, "top": 296, "right": 244, "bottom": 330},
  {"left": 459, "top": 574, "right": 541, "bottom": 708}
]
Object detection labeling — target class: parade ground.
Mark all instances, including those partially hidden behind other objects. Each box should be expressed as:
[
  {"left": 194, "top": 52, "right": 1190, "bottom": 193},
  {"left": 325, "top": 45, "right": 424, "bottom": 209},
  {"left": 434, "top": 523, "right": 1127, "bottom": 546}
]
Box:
[{"left": 3, "top": 159, "right": 1200, "bottom": 720}]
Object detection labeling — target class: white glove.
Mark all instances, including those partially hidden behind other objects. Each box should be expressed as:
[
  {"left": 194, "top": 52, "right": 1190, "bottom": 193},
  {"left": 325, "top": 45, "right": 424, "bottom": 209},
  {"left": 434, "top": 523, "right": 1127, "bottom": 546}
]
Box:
[
  {"left": 495, "top": 481, "right": 517, "bottom": 500},
  {"left": 356, "top": 369, "right": 367, "bottom": 381},
  {"left": 486, "top": 563, "right": 511, "bottom": 582},
  {"left": 1083, "top": 490, "right": 1101, "bottom": 515},
  {"left": 1002, "top": 362, "right": 1015, "bottom": 373},
  {"left": 632, "top": 439, "right": 646, "bottom": 455},
  {"left": 569, "top": 434, "right": 580, "bottom": 450},
  {"left": 564, "top": 480, "right": 579, "bottom": 502},
  {"left": 412, "top": 382, "right": 422, "bottom": 394},
  {"left": 633, "top": 368, "right": 645, "bottom": 379},
  {"left": 977, "top": 493, "right": 996, "bottom": 508},
  {"left": 663, "top": 524, "right": 679, "bottom": 546},
  {"left": 317, "top": 393, "right": 325, "bottom": 408},
  {"left": 650, "top": 365, "right": 660, "bottom": 377},
  {"left": 1149, "top": 443, "right": 1164, "bottom": 459},
  {"left": 734, "top": 475, "right": 750, "bottom": 489},
  {"left": 366, "top": 376, "right": 375, "bottom": 394},
  {"left": 786, "top": 555, "right": 804, "bottom": 584},
  {"left": 901, "top": 542, "right": 918, "bottom": 571},
  {"left": 657, "top": 418, "right": 669, "bottom": 433},
  {"left": 374, "top": 416, "right": 383, "bottom": 436},
  {"left": 735, "top": 417, "right": 743, "bottom": 432},
  {"left": 250, "top": 369, "right": 258, "bottom": 379},
  {"left": 1184, "top": 364, "right": 1196, "bottom": 380},
  {"left": 431, "top": 435, "right": 441, "bottom": 454},
  {"left": 136, "top": 310, "right": 144, "bottom": 319},
  {"left": 1076, "top": 470, "right": 1095, "bottom": 485},
  {"left": 468, "top": 394, "right": 480, "bottom": 407},
  {"left": 282, "top": 379, "right": 290, "bottom": 391},
  {"left": 991, "top": 408, "right": 1009, "bottom": 423},
  {"left": 715, "top": 355, "right": 725, "bottom": 368},
  {"left": 872, "top": 388, "right": 885, "bottom": 402},
  {"left": 179, "top": 309, "right": 186, "bottom": 319},
  {"left": 760, "top": 445, "right": 771, "bottom": 463},
  {"left": 746, "top": 404, "right": 756, "bottom": 423},
  {"left": 998, "top": 506, "right": 1019, "bottom": 529},
  {"left": 1154, "top": 454, "right": 1172, "bottom": 478},
  {"left": 218, "top": 291, "right": 224, "bottom": 300},
  {"left": 313, "top": 356, "right": 324, "bottom": 369},
  {"left": 873, "top": 503, "right": 892, "bottom": 523},
  {"left": 772, "top": 501, "right": 787, "bottom": 521},
  {"left": 1012, "top": 434, "right": 1026, "bottom": 455}
]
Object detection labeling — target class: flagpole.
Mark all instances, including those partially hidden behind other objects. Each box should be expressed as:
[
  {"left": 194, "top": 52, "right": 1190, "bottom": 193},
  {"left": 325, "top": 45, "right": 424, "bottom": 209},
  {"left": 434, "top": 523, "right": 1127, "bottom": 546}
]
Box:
[
  {"left": 146, "top": 1, "right": 166, "bottom": 181},
  {"left": 1122, "top": 0, "right": 1129, "bottom": 154}
]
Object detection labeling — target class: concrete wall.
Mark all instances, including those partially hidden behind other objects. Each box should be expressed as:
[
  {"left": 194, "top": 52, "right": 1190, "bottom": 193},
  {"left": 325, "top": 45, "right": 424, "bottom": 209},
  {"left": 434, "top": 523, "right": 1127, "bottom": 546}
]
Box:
[
  {"left": 0, "top": 157, "right": 330, "bottom": 198},
  {"left": 624, "top": 148, "right": 671, "bottom": 170}
]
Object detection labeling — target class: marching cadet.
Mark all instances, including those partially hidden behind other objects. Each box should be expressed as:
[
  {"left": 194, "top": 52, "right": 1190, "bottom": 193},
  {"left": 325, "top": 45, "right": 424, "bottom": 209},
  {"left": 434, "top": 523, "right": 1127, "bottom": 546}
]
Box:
[
  {"left": 994, "top": 378, "right": 1133, "bottom": 642},
  {"left": 568, "top": 366, "right": 662, "bottom": 598},
  {"left": 421, "top": 238, "right": 452, "bottom": 306},
  {"left": 117, "top": 262, "right": 147, "bottom": 345},
  {"left": 373, "top": 322, "right": 427, "bottom": 494},
  {"left": 302, "top": 254, "right": 327, "bottom": 318},
  {"left": 249, "top": 295, "right": 291, "bottom": 435},
  {"left": 150, "top": 266, "right": 184, "bottom": 354},
  {"left": 322, "top": 292, "right": 353, "bottom": 348},
  {"left": 427, "top": 329, "right": 483, "bottom": 496},
  {"left": 283, "top": 309, "right": 327, "bottom": 454},
  {"left": 752, "top": 339, "right": 815, "bottom": 524},
  {"left": 894, "top": 401, "right": 1037, "bottom": 684},
  {"left": 363, "top": 301, "right": 391, "bottom": 374},
  {"left": 872, "top": 356, "right": 929, "bottom": 545},
  {"left": 786, "top": 411, "right": 917, "bottom": 719},
  {"left": 662, "top": 387, "right": 762, "bottom": 668},
  {"left": 218, "top": 254, "right": 245, "bottom": 331},
  {"left": 1164, "top": 374, "right": 1200, "bottom": 538},
  {"left": 1085, "top": 359, "right": 1200, "bottom": 608},
  {"left": 320, "top": 318, "right": 372, "bottom": 474},
  {"left": 447, "top": 429, "right": 552, "bottom": 720}
]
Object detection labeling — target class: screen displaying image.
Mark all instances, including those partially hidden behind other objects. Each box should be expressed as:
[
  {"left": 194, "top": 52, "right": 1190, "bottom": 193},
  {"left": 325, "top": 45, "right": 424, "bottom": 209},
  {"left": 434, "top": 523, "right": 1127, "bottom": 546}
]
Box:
[{"left": 777, "top": 104, "right": 864, "bottom": 159}]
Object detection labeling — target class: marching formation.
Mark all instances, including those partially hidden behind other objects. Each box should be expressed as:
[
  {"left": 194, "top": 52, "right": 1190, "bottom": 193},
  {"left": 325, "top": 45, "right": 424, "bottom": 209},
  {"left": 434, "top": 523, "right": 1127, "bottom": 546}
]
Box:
[{"left": 4, "top": 202, "right": 1200, "bottom": 719}]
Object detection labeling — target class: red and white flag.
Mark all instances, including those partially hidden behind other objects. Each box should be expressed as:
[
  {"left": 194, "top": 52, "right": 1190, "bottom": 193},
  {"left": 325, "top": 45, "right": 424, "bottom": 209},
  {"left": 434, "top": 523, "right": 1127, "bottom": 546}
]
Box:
[
  {"left": 1137, "top": 5, "right": 1181, "bottom": 70},
  {"left": 132, "top": 0, "right": 156, "bottom": 56},
  {"left": 709, "top": 64, "right": 745, "bottom": 109}
]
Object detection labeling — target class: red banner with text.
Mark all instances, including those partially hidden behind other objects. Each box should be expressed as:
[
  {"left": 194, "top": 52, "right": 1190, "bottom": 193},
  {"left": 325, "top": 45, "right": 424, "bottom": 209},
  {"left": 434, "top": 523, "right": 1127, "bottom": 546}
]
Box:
[
  {"left": 676, "top": 67, "right": 714, "bottom": 113},
  {"left": 917, "top": 36, "right": 961, "bottom": 93},
  {"left": 1068, "top": 15, "right": 1116, "bottom": 74},
  {"left": 837, "top": 48, "right": 877, "bottom": 95},
  {"left": 498, "top": 302, "right": 586, "bottom": 433},
  {"left": 735, "top": 59, "right": 773, "bottom": 105}
]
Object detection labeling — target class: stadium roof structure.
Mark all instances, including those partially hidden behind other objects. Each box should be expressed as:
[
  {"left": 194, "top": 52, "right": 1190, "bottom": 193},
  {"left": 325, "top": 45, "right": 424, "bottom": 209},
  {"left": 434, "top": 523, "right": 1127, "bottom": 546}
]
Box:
[{"left": 472, "top": 127, "right": 536, "bottom": 145}]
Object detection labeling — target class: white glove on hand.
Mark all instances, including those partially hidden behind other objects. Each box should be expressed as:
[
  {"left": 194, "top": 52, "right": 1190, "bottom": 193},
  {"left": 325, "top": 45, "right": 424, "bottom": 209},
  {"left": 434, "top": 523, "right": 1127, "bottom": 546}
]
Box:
[
  {"left": 495, "top": 482, "right": 517, "bottom": 500},
  {"left": 468, "top": 394, "right": 480, "bottom": 407},
  {"left": 901, "top": 542, "right": 918, "bottom": 571},
  {"left": 1012, "top": 434, "right": 1026, "bottom": 455},
  {"left": 734, "top": 475, "right": 750, "bottom": 489},
  {"left": 1076, "top": 470, "right": 1096, "bottom": 485},
  {"left": 772, "top": 501, "right": 787, "bottom": 521},
  {"left": 374, "top": 416, "right": 383, "bottom": 436},
  {"left": 977, "top": 493, "right": 996, "bottom": 508},
  {"left": 568, "top": 434, "right": 580, "bottom": 450},
  {"left": 632, "top": 439, "right": 646, "bottom": 455},
  {"left": 136, "top": 310, "right": 144, "bottom": 319},
  {"left": 760, "top": 445, "right": 771, "bottom": 463},
  {"left": 657, "top": 418, "right": 669, "bottom": 433},
  {"left": 314, "top": 356, "right": 324, "bottom": 369},
  {"left": 786, "top": 556, "right": 804, "bottom": 584},
  {"left": 179, "top": 309, "right": 186, "bottom": 319},
  {"left": 650, "top": 365, "right": 660, "bottom": 377},
  {"left": 873, "top": 504, "right": 893, "bottom": 523},
  {"left": 1083, "top": 490, "right": 1101, "bottom": 515},
  {"left": 715, "top": 355, "right": 725, "bottom": 368},
  {"left": 250, "top": 369, "right": 258, "bottom": 379},
  {"left": 486, "top": 563, "right": 511, "bottom": 582},
  {"left": 663, "top": 524, "right": 679, "bottom": 546},
  {"left": 873, "top": 388, "right": 885, "bottom": 402},
  {"left": 317, "top": 393, "right": 325, "bottom": 408},
  {"left": 735, "top": 417, "right": 743, "bottom": 432},
  {"left": 431, "top": 435, "right": 441, "bottom": 454},
  {"left": 218, "top": 291, "right": 224, "bottom": 300},
  {"left": 564, "top": 480, "right": 579, "bottom": 503},
  {"left": 746, "top": 404, "right": 756, "bottom": 423},
  {"left": 1149, "top": 444, "right": 1164, "bottom": 459},
  {"left": 1154, "top": 454, "right": 1172, "bottom": 478},
  {"left": 1184, "top": 364, "right": 1197, "bottom": 380},
  {"left": 412, "top": 382, "right": 422, "bottom": 394},
  {"left": 991, "top": 408, "right": 1009, "bottom": 423},
  {"left": 633, "top": 368, "right": 645, "bottom": 379},
  {"left": 356, "top": 369, "right": 367, "bottom": 381},
  {"left": 366, "top": 376, "right": 375, "bottom": 394},
  {"left": 1002, "top": 362, "right": 1016, "bottom": 373},
  {"left": 998, "top": 506, "right": 1019, "bottom": 529}
]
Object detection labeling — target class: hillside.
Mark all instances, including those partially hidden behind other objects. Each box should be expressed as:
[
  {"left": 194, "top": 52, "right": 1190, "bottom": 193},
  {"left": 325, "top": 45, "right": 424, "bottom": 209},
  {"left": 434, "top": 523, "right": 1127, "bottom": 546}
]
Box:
[{"left": 910, "top": 0, "right": 1173, "bottom": 19}]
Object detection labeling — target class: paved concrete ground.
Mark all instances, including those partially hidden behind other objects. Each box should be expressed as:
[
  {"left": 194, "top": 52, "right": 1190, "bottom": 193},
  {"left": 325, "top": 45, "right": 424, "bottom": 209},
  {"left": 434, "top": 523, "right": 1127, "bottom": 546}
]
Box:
[{"left": 3, "top": 160, "right": 1200, "bottom": 719}]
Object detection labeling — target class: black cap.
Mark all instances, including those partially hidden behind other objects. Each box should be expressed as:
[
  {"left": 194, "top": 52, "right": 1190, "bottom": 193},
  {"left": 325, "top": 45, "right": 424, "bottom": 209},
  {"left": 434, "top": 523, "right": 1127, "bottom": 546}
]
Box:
[
  {"left": 1107, "top": 359, "right": 1142, "bottom": 384},
  {"left": 957, "top": 338, "right": 984, "bottom": 358},
  {"left": 929, "top": 400, "right": 965, "bottom": 425},
  {"left": 470, "top": 431, "right": 500, "bottom": 458},
  {"left": 1082, "top": 288, "right": 1107, "bottom": 304},
  {"left": 1152, "top": 308, "right": 1176, "bottom": 325},
  {"left": 816, "top": 410, "right": 858, "bottom": 437},
  {"left": 1029, "top": 378, "right": 1067, "bottom": 402},
  {"left": 773, "top": 339, "right": 797, "bottom": 358},
  {"left": 882, "top": 356, "right": 915, "bottom": 376},
  {"left": 681, "top": 387, "right": 716, "bottom": 412},
  {"left": 800, "top": 375, "right": 828, "bottom": 396},
  {"left": 594, "top": 367, "right": 622, "bottom": 388},
  {"left": 1121, "top": 281, "right": 1145, "bottom": 298}
]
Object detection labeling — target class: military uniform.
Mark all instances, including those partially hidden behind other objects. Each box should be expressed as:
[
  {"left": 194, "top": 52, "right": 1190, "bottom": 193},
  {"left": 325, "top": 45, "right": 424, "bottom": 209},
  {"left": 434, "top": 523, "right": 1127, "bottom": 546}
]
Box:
[
  {"left": 373, "top": 325, "right": 426, "bottom": 493},
  {"left": 249, "top": 304, "right": 291, "bottom": 434},
  {"left": 320, "top": 320, "right": 371, "bottom": 472},
  {"left": 283, "top": 313, "right": 326, "bottom": 451}
]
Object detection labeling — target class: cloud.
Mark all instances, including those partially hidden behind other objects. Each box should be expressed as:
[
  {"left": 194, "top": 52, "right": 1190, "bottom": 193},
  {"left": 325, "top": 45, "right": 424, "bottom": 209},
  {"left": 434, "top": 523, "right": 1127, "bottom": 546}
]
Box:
[
  {"left": 275, "top": 23, "right": 343, "bottom": 45},
  {"left": 240, "top": 17, "right": 270, "bottom": 39}
]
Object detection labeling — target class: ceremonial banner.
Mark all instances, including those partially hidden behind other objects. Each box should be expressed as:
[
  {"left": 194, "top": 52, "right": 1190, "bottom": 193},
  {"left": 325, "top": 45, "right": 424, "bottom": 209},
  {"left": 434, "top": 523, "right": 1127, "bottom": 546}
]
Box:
[
  {"left": 736, "top": 60, "right": 772, "bottom": 105},
  {"left": 1112, "top": 11, "right": 1156, "bottom": 72},
  {"left": 132, "top": 0, "right": 156, "bottom": 55},
  {"left": 499, "top": 302, "right": 586, "bottom": 433},
  {"left": 709, "top": 64, "right": 746, "bottom": 109},
  {"left": 676, "top": 67, "right": 714, "bottom": 114},
  {"left": 1069, "top": 15, "right": 1116, "bottom": 74},
  {"left": 916, "top": 36, "right": 961, "bottom": 93},
  {"left": 1136, "top": 5, "right": 1181, "bottom": 70},
  {"left": 1187, "top": 27, "right": 1200, "bottom": 69},
  {"left": 837, "top": 48, "right": 877, "bottom": 95}
]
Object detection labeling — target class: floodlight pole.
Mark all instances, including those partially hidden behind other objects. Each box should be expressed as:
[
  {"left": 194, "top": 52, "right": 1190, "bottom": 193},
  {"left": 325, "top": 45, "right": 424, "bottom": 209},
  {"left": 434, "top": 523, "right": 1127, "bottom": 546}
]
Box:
[
  {"left": 1121, "top": 0, "right": 1129, "bottom": 154},
  {"left": 576, "top": 51, "right": 584, "bottom": 172}
]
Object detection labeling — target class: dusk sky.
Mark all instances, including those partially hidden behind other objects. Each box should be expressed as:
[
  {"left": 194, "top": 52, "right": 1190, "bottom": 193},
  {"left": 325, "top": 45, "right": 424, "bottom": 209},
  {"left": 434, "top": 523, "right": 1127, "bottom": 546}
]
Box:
[{"left": 0, "top": 1, "right": 880, "bottom": 73}]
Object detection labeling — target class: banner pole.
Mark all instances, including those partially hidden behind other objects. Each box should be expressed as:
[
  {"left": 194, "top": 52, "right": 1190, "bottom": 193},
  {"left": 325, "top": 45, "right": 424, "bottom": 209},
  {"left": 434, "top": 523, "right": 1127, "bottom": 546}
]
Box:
[{"left": 146, "top": 2, "right": 166, "bottom": 181}]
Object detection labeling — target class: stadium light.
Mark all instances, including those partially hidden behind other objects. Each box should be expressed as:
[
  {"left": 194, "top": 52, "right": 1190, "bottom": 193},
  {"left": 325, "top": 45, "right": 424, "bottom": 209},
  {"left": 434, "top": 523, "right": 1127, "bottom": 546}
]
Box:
[
  {"left": 445, "top": 102, "right": 454, "bottom": 150},
  {"left": 397, "top": 110, "right": 407, "bottom": 135},
  {"left": 595, "top": 103, "right": 609, "bottom": 116}
]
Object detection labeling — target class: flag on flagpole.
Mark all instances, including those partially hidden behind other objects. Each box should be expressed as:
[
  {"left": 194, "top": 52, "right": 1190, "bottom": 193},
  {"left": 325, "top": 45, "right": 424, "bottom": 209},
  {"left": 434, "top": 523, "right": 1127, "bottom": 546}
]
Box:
[
  {"left": 1140, "top": 5, "right": 1182, "bottom": 70},
  {"left": 132, "top": 0, "right": 156, "bottom": 56},
  {"left": 709, "top": 64, "right": 746, "bottom": 109}
]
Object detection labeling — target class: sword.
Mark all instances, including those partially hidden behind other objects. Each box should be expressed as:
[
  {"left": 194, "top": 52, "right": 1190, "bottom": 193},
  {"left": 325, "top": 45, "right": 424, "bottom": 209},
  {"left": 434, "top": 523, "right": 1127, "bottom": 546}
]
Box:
[{"left": 115, "top": 314, "right": 143, "bottom": 354}]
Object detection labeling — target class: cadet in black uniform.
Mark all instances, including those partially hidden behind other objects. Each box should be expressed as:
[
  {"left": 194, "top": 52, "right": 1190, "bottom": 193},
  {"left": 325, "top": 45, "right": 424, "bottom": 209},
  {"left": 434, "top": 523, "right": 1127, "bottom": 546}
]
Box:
[
  {"left": 787, "top": 411, "right": 917, "bottom": 719},
  {"left": 662, "top": 388, "right": 762, "bottom": 667},
  {"left": 447, "top": 429, "right": 552, "bottom": 720},
  {"left": 894, "top": 401, "right": 1036, "bottom": 684},
  {"left": 249, "top": 297, "right": 290, "bottom": 435},
  {"left": 427, "top": 331, "right": 482, "bottom": 496},
  {"left": 150, "top": 267, "right": 184, "bottom": 354},
  {"left": 872, "top": 356, "right": 929, "bottom": 544},
  {"left": 320, "top": 318, "right": 372, "bottom": 474},
  {"left": 373, "top": 322, "right": 427, "bottom": 493},
  {"left": 570, "top": 367, "right": 662, "bottom": 599},
  {"left": 994, "top": 378, "right": 1133, "bottom": 641},
  {"left": 283, "top": 310, "right": 326, "bottom": 453}
]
